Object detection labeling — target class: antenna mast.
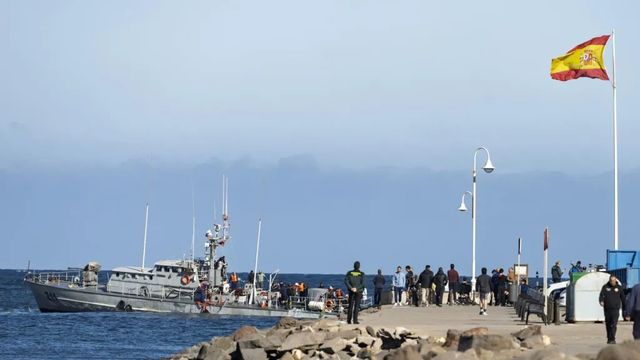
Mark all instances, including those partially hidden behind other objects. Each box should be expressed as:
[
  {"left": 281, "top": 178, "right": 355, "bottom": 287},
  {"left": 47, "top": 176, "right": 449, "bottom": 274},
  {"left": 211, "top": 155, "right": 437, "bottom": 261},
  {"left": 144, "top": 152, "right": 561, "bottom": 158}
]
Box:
[{"left": 141, "top": 203, "right": 149, "bottom": 271}]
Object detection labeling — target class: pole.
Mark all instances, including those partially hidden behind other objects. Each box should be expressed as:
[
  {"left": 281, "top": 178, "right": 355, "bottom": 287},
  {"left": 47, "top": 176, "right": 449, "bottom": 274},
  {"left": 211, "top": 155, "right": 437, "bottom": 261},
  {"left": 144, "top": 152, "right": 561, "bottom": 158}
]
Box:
[
  {"left": 251, "top": 218, "right": 262, "bottom": 304},
  {"left": 192, "top": 188, "right": 196, "bottom": 262},
  {"left": 517, "top": 238, "right": 522, "bottom": 298},
  {"left": 611, "top": 29, "right": 619, "bottom": 250},
  {"left": 472, "top": 166, "right": 477, "bottom": 301},
  {"left": 543, "top": 228, "right": 549, "bottom": 314},
  {"left": 142, "top": 203, "right": 149, "bottom": 271}
]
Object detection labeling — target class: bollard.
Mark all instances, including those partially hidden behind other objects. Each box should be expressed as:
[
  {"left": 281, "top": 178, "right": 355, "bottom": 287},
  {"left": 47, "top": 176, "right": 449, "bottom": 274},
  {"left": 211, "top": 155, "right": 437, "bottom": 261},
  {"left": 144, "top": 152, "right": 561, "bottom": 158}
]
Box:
[{"left": 554, "top": 299, "right": 561, "bottom": 325}]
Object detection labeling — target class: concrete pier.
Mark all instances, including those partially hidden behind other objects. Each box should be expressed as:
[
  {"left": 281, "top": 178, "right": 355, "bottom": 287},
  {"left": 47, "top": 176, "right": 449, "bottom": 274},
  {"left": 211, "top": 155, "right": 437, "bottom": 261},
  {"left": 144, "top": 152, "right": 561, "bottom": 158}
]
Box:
[{"left": 360, "top": 304, "right": 634, "bottom": 356}]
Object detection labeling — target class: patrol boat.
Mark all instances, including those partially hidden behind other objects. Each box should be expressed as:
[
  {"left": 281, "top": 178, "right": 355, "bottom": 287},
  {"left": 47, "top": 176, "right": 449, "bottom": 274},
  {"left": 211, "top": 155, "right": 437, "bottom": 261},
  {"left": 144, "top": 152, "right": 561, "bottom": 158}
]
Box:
[{"left": 24, "top": 191, "right": 338, "bottom": 319}]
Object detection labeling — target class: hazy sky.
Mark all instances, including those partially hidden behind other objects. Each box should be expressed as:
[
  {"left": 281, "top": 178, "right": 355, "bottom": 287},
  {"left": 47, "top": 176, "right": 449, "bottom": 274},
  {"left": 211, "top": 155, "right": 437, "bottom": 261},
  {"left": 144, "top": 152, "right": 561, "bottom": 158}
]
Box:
[
  {"left": 2, "top": 1, "right": 639, "bottom": 173},
  {"left": 2, "top": 2, "right": 640, "bottom": 275}
]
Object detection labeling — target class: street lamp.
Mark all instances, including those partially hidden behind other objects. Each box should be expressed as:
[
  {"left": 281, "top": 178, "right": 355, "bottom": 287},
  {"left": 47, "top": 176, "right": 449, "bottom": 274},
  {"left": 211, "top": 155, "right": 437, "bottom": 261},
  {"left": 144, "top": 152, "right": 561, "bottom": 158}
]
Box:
[{"left": 458, "top": 146, "right": 495, "bottom": 302}]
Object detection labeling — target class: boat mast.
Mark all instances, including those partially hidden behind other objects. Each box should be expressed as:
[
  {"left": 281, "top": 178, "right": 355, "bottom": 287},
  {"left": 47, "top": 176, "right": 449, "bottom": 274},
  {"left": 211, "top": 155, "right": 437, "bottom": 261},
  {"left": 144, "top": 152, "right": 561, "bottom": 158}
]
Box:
[
  {"left": 250, "top": 218, "right": 262, "bottom": 304},
  {"left": 191, "top": 187, "right": 196, "bottom": 262},
  {"left": 141, "top": 203, "right": 149, "bottom": 271}
]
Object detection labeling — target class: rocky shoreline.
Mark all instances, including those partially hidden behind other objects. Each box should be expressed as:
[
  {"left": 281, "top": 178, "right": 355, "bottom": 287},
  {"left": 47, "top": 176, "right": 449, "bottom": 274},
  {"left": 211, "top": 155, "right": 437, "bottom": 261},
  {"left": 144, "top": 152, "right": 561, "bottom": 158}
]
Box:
[{"left": 168, "top": 317, "right": 640, "bottom": 360}]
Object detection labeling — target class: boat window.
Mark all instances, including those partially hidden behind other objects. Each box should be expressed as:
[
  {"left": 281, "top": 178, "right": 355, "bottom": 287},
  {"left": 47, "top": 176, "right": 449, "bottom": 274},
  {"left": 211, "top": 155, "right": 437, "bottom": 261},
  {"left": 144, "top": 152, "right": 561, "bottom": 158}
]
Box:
[
  {"left": 164, "top": 267, "right": 171, "bottom": 272},
  {"left": 126, "top": 274, "right": 131, "bottom": 279},
  {"left": 155, "top": 266, "right": 162, "bottom": 272},
  {"left": 132, "top": 274, "right": 137, "bottom": 279}
]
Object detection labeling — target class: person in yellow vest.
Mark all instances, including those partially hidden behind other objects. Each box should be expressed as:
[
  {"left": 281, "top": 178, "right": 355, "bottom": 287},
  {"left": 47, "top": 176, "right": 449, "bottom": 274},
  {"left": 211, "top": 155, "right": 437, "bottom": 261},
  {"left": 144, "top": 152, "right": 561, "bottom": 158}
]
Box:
[{"left": 230, "top": 272, "right": 239, "bottom": 290}]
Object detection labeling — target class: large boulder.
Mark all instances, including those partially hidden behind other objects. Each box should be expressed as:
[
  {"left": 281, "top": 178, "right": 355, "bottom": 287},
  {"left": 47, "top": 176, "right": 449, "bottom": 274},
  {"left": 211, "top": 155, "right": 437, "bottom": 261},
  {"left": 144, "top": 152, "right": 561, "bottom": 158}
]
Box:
[
  {"left": 325, "top": 329, "right": 362, "bottom": 342},
  {"left": 231, "top": 326, "right": 259, "bottom": 341},
  {"left": 210, "top": 337, "right": 236, "bottom": 354},
  {"left": 196, "top": 343, "right": 231, "bottom": 360},
  {"left": 432, "top": 351, "right": 479, "bottom": 359},
  {"left": 275, "top": 317, "right": 300, "bottom": 330},
  {"left": 596, "top": 340, "right": 640, "bottom": 360},
  {"left": 239, "top": 347, "right": 268, "bottom": 360},
  {"left": 457, "top": 334, "right": 519, "bottom": 354},
  {"left": 511, "top": 325, "right": 542, "bottom": 342},
  {"left": 460, "top": 328, "right": 489, "bottom": 337},
  {"left": 520, "top": 335, "right": 551, "bottom": 350},
  {"left": 319, "top": 337, "right": 349, "bottom": 354},
  {"left": 526, "top": 349, "right": 581, "bottom": 360},
  {"left": 443, "top": 330, "right": 461, "bottom": 349},
  {"left": 279, "top": 331, "right": 326, "bottom": 351},
  {"left": 237, "top": 333, "right": 266, "bottom": 349},
  {"left": 382, "top": 345, "right": 422, "bottom": 360}
]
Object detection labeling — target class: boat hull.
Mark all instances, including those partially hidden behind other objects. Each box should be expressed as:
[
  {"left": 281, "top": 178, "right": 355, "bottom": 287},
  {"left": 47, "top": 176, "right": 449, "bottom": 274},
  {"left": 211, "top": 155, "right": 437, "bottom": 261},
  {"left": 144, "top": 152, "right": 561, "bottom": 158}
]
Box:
[{"left": 25, "top": 280, "right": 328, "bottom": 319}]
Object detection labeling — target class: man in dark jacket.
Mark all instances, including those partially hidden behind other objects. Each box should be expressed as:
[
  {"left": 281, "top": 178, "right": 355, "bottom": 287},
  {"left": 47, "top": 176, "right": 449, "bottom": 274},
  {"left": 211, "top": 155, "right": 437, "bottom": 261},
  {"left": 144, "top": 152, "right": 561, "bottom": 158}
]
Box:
[
  {"left": 373, "top": 269, "right": 385, "bottom": 309},
  {"left": 599, "top": 275, "right": 626, "bottom": 344},
  {"left": 447, "top": 264, "right": 460, "bottom": 306},
  {"left": 496, "top": 268, "right": 507, "bottom": 306},
  {"left": 625, "top": 282, "right": 640, "bottom": 339},
  {"left": 405, "top": 265, "right": 416, "bottom": 306},
  {"left": 476, "top": 267, "right": 492, "bottom": 315},
  {"left": 433, "top": 267, "right": 448, "bottom": 307},
  {"left": 551, "top": 261, "right": 563, "bottom": 283},
  {"left": 418, "top": 265, "right": 434, "bottom": 307},
  {"left": 345, "top": 261, "right": 365, "bottom": 324}
]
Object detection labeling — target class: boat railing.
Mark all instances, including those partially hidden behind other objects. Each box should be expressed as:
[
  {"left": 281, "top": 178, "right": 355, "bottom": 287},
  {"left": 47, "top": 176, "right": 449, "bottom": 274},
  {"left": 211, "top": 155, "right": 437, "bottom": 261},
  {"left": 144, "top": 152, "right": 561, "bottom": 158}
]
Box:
[
  {"left": 25, "top": 270, "right": 83, "bottom": 286},
  {"left": 105, "top": 282, "right": 194, "bottom": 301}
]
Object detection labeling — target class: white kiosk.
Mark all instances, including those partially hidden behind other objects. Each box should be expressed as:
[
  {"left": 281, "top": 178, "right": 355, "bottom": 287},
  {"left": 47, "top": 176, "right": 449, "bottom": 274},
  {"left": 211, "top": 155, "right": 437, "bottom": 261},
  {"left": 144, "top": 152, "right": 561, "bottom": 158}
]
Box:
[{"left": 566, "top": 271, "right": 612, "bottom": 322}]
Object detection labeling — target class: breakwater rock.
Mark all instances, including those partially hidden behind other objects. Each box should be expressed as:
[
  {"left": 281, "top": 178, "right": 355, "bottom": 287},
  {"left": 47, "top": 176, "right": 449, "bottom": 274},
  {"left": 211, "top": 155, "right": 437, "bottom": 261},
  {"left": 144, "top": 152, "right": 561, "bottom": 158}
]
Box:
[{"left": 168, "top": 318, "right": 639, "bottom": 360}]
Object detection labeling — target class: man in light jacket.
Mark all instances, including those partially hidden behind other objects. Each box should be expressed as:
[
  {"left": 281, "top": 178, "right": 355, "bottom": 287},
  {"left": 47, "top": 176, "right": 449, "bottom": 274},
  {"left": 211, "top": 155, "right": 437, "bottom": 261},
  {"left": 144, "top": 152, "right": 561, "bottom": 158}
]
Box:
[{"left": 392, "top": 266, "right": 406, "bottom": 307}]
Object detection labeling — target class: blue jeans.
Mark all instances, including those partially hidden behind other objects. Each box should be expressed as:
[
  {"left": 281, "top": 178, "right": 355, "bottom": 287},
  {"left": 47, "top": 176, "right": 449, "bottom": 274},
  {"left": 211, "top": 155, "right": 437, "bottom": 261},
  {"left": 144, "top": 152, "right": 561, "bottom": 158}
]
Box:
[{"left": 394, "top": 286, "right": 403, "bottom": 303}]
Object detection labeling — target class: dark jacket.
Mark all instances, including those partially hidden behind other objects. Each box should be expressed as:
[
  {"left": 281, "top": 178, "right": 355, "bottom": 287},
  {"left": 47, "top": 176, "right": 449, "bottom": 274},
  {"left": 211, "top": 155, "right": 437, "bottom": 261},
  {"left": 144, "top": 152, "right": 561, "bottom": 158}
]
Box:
[
  {"left": 551, "top": 265, "right": 563, "bottom": 281},
  {"left": 406, "top": 271, "right": 416, "bottom": 288},
  {"left": 418, "top": 270, "right": 434, "bottom": 289},
  {"left": 476, "top": 274, "right": 492, "bottom": 294},
  {"left": 599, "top": 283, "right": 626, "bottom": 310},
  {"left": 447, "top": 269, "right": 460, "bottom": 284},
  {"left": 626, "top": 283, "right": 640, "bottom": 317},
  {"left": 345, "top": 269, "right": 365, "bottom": 293},
  {"left": 497, "top": 274, "right": 507, "bottom": 289},
  {"left": 373, "top": 274, "right": 386, "bottom": 289},
  {"left": 433, "top": 270, "right": 448, "bottom": 288}
]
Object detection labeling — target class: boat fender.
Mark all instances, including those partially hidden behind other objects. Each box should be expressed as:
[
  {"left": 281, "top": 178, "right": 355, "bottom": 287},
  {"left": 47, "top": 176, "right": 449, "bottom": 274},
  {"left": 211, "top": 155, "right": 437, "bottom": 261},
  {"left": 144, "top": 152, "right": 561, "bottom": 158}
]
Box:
[{"left": 180, "top": 275, "right": 190, "bottom": 286}]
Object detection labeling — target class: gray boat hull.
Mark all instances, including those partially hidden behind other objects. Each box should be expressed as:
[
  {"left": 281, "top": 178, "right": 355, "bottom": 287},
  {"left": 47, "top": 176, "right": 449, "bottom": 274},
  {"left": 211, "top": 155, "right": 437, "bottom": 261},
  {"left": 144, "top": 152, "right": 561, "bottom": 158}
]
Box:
[{"left": 26, "top": 280, "right": 328, "bottom": 319}]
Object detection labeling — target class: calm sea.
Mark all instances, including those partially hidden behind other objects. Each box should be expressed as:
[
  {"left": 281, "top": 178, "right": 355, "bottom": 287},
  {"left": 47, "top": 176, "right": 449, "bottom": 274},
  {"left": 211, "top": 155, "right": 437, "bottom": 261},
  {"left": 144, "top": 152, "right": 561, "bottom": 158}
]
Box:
[{"left": 0, "top": 270, "right": 379, "bottom": 359}]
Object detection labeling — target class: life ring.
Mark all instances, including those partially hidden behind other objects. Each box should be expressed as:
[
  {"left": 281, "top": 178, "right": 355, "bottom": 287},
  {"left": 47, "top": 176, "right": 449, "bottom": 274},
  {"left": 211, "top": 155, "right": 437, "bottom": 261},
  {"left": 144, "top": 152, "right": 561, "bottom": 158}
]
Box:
[
  {"left": 180, "top": 275, "right": 190, "bottom": 286},
  {"left": 325, "top": 299, "right": 334, "bottom": 310}
]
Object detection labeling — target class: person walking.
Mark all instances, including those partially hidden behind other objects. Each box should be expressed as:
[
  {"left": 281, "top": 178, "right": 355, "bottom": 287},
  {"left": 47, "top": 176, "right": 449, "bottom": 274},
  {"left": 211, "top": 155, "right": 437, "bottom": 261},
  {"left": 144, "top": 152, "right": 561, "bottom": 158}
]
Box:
[
  {"left": 392, "top": 266, "right": 406, "bottom": 307},
  {"left": 552, "top": 261, "right": 563, "bottom": 283},
  {"left": 497, "top": 268, "right": 507, "bottom": 306},
  {"left": 599, "top": 275, "right": 626, "bottom": 344},
  {"left": 447, "top": 264, "right": 460, "bottom": 306},
  {"left": 476, "top": 267, "right": 492, "bottom": 315},
  {"left": 344, "top": 261, "right": 365, "bottom": 324},
  {"left": 417, "top": 265, "right": 434, "bottom": 307},
  {"left": 490, "top": 269, "right": 499, "bottom": 306},
  {"left": 433, "top": 267, "right": 448, "bottom": 307},
  {"left": 373, "top": 269, "right": 385, "bottom": 309},
  {"left": 625, "top": 282, "right": 640, "bottom": 339}
]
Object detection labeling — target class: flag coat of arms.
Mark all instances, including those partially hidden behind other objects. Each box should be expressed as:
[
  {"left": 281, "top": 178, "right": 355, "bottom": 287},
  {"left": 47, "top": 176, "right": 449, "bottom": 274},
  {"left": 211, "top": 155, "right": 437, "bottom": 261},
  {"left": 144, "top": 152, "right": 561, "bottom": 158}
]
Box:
[{"left": 550, "top": 35, "right": 610, "bottom": 81}]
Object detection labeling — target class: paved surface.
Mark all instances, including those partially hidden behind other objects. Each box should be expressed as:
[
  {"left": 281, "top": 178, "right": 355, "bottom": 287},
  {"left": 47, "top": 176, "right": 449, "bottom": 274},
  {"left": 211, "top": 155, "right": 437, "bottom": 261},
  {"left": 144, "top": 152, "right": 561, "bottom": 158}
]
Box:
[{"left": 358, "top": 304, "right": 634, "bottom": 356}]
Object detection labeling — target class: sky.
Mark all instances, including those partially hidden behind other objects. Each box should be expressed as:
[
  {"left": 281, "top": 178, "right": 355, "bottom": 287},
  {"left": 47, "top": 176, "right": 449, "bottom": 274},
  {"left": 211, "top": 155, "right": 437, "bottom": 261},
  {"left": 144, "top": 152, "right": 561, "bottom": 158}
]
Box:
[{"left": 2, "top": 1, "right": 640, "bottom": 275}]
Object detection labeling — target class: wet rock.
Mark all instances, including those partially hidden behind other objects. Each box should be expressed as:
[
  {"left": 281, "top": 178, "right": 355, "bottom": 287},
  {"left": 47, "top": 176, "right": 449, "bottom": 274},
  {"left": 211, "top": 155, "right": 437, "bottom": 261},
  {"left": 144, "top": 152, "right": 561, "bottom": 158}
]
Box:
[
  {"left": 280, "top": 331, "right": 326, "bottom": 351},
  {"left": 231, "top": 326, "right": 258, "bottom": 341},
  {"left": 275, "top": 317, "right": 300, "bottom": 330},
  {"left": 319, "top": 337, "right": 349, "bottom": 354},
  {"left": 239, "top": 347, "right": 268, "bottom": 360},
  {"left": 457, "top": 334, "right": 519, "bottom": 354},
  {"left": 443, "top": 330, "right": 461, "bottom": 348},
  {"left": 596, "top": 340, "right": 640, "bottom": 360}
]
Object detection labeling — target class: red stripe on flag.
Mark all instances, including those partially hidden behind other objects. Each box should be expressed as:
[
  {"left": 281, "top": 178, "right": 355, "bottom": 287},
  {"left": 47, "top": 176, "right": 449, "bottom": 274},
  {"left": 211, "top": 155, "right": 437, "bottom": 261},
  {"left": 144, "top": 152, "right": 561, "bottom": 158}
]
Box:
[
  {"left": 550, "top": 69, "right": 609, "bottom": 81},
  {"left": 567, "top": 35, "right": 610, "bottom": 52},
  {"left": 544, "top": 228, "right": 549, "bottom": 251}
]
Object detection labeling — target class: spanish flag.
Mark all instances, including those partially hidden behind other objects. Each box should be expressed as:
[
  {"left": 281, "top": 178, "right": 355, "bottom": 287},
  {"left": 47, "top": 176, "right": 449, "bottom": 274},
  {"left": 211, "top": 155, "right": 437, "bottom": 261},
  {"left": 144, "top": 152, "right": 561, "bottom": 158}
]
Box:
[{"left": 550, "top": 35, "right": 610, "bottom": 81}]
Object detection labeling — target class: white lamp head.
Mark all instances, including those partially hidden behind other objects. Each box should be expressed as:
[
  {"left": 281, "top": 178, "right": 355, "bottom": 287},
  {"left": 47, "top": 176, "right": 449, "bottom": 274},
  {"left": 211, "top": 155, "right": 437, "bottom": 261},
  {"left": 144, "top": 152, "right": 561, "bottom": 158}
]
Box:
[
  {"left": 458, "top": 201, "right": 468, "bottom": 212},
  {"left": 482, "top": 157, "right": 495, "bottom": 173}
]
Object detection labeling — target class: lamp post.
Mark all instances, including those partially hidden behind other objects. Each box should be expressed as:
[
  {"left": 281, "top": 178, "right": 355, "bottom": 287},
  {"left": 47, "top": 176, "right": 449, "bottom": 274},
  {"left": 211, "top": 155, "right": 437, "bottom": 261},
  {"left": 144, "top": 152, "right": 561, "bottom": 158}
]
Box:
[{"left": 458, "top": 146, "right": 495, "bottom": 302}]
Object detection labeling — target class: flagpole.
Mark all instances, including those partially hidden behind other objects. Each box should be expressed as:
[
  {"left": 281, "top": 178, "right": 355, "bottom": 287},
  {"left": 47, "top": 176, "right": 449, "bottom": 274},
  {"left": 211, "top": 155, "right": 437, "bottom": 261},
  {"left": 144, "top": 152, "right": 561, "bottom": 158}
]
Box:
[
  {"left": 543, "top": 228, "right": 548, "bottom": 314},
  {"left": 611, "top": 29, "right": 619, "bottom": 250}
]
